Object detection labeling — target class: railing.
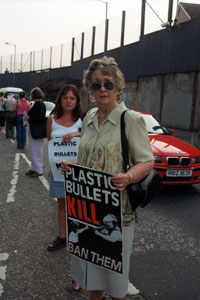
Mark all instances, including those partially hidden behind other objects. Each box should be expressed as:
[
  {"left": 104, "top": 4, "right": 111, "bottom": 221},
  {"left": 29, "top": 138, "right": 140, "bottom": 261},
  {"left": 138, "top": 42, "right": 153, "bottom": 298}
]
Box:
[{"left": 0, "top": 0, "right": 171, "bottom": 74}]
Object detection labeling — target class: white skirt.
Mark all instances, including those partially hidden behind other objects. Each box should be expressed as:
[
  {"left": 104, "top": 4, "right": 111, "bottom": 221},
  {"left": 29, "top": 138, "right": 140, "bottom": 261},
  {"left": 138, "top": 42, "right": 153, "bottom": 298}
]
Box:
[{"left": 71, "top": 224, "right": 134, "bottom": 298}]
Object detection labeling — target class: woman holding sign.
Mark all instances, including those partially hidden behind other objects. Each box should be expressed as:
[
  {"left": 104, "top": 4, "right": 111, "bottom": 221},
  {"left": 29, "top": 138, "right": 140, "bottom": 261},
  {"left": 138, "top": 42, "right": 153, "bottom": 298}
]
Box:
[
  {"left": 62, "top": 57, "right": 154, "bottom": 300},
  {"left": 47, "top": 84, "right": 83, "bottom": 253}
]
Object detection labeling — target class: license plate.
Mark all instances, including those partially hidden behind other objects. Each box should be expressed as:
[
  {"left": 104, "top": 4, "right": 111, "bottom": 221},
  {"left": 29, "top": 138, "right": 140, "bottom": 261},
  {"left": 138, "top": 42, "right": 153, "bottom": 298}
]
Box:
[{"left": 166, "top": 169, "right": 192, "bottom": 177}]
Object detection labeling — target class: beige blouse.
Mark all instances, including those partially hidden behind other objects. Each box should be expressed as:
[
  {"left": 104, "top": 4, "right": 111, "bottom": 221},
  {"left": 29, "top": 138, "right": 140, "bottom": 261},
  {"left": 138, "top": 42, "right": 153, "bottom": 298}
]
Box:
[{"left": 77, "top": 102, "right": 154, "bottom": 226}]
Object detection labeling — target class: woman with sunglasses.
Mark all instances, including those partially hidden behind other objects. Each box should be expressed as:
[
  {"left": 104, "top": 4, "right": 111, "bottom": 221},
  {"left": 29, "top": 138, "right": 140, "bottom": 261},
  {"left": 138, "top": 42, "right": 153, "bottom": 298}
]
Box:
[{"left": 61, "top": 56, "right": 154, "bottom": 300}]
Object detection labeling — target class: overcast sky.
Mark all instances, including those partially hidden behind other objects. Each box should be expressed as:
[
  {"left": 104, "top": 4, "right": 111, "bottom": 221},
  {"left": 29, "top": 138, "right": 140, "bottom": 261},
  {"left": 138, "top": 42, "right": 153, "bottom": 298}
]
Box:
[{"left": 1, "top": 0, "right": 200, "bottom": 57}]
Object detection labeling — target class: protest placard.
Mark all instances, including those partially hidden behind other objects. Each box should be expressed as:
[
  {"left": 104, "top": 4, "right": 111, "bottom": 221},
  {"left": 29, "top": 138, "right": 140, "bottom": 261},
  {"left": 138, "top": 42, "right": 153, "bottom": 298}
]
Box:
[
  {"left": 48, "top": 137, "right": 80, "bottom": 181},
  {"left": 64, "top": 164, "right": 123, "bottom": 274}
]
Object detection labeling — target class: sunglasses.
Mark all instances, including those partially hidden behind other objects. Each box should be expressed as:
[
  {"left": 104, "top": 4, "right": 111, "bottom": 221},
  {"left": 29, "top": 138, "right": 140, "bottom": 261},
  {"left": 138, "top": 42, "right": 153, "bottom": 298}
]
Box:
[{"left": 91, "top": 81, "right": 115, "bottom": 91}]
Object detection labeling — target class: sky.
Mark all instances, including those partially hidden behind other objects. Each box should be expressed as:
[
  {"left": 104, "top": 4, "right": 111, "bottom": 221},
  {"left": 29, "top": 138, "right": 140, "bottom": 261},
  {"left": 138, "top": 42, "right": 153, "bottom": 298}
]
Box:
[{"left": 1, "top": 0, "right": 200, "bottom": 58}]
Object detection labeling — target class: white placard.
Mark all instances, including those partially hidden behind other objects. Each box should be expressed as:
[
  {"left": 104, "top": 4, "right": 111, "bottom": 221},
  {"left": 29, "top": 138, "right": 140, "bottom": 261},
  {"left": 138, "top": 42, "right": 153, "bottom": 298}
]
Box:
[{"left": 48, "top": 137, "right": 80, "bottom": 181}]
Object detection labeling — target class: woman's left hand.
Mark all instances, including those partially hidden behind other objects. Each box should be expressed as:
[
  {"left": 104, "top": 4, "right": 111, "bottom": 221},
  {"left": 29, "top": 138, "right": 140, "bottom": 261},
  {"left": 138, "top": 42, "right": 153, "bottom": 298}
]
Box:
[
  {"left": 61, "top": 160, "right": 71, "bottom": 174},
  {"left": 63, "top": 133, "right": 73, "bottom": 143},
  {"left": 111, "top": 173, "right": 130, "bottom": 191}
]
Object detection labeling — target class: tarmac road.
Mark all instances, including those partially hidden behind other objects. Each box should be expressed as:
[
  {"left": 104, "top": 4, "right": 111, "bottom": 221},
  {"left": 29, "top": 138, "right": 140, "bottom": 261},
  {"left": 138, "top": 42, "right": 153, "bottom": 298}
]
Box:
[{"left": 0, "top": 129, "right": 200, "bottom": 300}]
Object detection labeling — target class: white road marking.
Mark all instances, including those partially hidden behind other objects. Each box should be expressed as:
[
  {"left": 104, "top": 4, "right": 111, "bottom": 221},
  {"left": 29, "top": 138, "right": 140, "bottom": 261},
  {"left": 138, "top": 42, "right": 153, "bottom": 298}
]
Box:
[
  {"left": 0, "top": 266, "right": 7, "bottom": 280},
  {"left": 6, "top": 153, "right": 20, "bottom": 203},
  {"left": 0, "top": 253, "right": 9, "bottom": 261},
  {"left": 0, "top": 283, "right": 3, "bottom": 297},
  {"left": 0, "top": 253, "right": 9, "bottom": 297},
  {"left": 6, "top": 153, "right": 53, "bottom": 203}
]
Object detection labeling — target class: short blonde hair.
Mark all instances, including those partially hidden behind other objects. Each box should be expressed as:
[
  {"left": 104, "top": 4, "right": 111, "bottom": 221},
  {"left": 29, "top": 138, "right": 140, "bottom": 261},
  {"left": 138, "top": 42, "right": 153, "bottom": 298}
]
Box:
[{"left": 83, "top": 56, "right": 125, "bottom": 101}]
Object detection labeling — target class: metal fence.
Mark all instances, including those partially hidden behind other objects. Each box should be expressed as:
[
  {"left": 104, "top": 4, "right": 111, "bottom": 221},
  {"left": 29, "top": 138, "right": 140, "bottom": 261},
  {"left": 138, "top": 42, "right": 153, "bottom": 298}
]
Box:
[{"left": 0, "top": 0, "right": 172, "bottom": 74}]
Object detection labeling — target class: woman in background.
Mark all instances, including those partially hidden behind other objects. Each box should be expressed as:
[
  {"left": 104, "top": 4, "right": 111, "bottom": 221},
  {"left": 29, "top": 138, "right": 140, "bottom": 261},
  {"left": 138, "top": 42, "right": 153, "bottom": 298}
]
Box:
[
  {"left": 0, "top": 91, "right": 6, "bottom": 130},
  {"left": 16, "top": 90, "right": 30, "bottom": 149},
  {"left": 25, "top": 87, "right": 46, "bottom": 177}
]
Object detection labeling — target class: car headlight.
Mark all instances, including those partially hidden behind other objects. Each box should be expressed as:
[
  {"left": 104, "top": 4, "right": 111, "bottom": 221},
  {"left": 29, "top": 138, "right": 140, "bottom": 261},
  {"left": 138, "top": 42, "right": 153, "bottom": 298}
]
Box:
[
  {"left": 154, "top": 155, "right": 162, "bottom": 163},
  {"left": 192, "top": 156, "right": 200, "bottom": 164}
]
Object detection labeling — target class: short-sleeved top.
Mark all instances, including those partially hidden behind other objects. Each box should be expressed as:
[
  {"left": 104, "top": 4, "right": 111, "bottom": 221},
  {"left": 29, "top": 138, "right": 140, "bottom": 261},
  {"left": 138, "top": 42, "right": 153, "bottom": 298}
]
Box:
[
  {"left": 4, "top": 96, "right": 16, "bottom": 112},
  {"left": 51, "top": 115, "right": 82, "bottom": 139},
  {"left": 77, "top": 102, "right": 154, "bottom": 226}
]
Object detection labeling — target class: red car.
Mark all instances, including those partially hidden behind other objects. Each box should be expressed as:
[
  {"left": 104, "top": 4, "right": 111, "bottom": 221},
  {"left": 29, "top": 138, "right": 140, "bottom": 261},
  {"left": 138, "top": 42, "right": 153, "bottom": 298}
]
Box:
[{"left": 139, "top": 112, "right": 200, "bottom": 185}]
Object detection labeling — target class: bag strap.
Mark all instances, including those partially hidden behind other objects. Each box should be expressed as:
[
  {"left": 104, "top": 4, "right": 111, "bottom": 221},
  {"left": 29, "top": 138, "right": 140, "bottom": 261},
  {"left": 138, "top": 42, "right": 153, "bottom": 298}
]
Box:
[{"left": 120, "top": 110, "right": 129, "bottom": 173}]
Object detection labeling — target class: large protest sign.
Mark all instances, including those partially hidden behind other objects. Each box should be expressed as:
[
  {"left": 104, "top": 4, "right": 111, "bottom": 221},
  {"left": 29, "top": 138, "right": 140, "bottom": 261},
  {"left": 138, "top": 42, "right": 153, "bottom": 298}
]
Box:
[
  {"left": 48, "top": 137, "right": 80, "bottom": 181},
  {"left": 64, "top": 164, "right": 123, "bottom": 274}
]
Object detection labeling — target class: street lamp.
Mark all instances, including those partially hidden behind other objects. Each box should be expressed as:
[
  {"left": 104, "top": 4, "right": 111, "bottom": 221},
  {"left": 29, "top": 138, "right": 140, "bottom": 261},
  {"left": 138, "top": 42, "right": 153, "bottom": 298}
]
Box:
[
  {"left": 5, "top": 42, "right": 16, "bottom": 86},
  {"left": 91, "top": 0, "right": 108, "bottom": 55}
]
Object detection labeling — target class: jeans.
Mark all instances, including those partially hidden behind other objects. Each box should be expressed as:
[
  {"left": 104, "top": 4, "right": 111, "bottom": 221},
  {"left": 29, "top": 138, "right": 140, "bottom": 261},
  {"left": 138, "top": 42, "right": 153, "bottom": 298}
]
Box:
[{"left": 16, "top": 115, "right": 27, "bottom": 148}]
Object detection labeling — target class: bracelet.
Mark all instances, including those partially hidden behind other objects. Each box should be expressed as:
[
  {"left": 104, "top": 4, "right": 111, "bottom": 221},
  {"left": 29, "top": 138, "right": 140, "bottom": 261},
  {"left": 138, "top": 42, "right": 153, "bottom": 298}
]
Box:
[{"left": 127, "top": 172, "right": 133, "bottom": 183}]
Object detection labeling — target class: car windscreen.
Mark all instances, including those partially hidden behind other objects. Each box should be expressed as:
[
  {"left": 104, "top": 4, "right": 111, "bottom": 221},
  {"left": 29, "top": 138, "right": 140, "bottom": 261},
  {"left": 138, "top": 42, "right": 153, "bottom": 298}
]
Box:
[{"left": 140, "top": 114, "right": 170, "bottom": 134}]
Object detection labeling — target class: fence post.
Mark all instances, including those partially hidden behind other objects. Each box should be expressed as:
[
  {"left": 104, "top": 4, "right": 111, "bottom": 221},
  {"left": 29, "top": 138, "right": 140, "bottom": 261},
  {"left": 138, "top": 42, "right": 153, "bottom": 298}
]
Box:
[
  {"left": 91, "top": 26, "right": 96, "bottom": 56},
  {"left": 41, "top": 49, "right": 43, "bottom": 70},
  {"left": 20, "top": 53, "right": 23, "bottom": 72},
  {"left": 33, "top": 51, "right": 35, "bottom": 72},
  {"left": 30, "top": 52, "right": 32, "bottom": 71},
  {"left": 121, "top": 11, "right": 126, "bottom": 47},
  {"left": 81, "top": 32, "right": 84, "bottom": 60},
  {"left": 0, "top": 56, "right": 2, "bottom": 74},
  {"left": 140, "top": 0, "right": 146, "bottom": 38},
  {"left": 60, "top": 44, "right": 63, "bottom": 68},
  {"left": 104, "top": 19, "right": 109, "bottom": 55},
  {"left": 10, "top": 55, "right": 12, "bottom": 73},
  {"left": 50, "top": 46, "right": 52, "bottom": 69},
  {"left": 71, "top": 37, "right": 75, "bottom": 65}
]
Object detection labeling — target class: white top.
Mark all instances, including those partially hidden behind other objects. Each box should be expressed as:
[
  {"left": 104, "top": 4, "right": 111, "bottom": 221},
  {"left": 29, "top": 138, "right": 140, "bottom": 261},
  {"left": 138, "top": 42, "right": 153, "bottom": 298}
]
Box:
[{"left": 51, "top": 115, "right": 82, "bottom": 139}]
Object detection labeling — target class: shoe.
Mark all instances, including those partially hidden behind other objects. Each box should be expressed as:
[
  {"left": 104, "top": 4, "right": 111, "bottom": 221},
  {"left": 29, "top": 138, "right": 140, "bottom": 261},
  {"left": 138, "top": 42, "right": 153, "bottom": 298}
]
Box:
[
  {"left": 127, "top": 281, "right": 140, "bottom": 295},
  {"left": 72, "top": 280, "right": 81, "bottom": 291},
  {"left": 25, "top": 170, "right": 35, "bottom": 176},
  {"left": 47, "top": 237, "right": 66, "bottom": 251},
  {"left": 30, "top": 172, "right": 43, "bottom": 177}
]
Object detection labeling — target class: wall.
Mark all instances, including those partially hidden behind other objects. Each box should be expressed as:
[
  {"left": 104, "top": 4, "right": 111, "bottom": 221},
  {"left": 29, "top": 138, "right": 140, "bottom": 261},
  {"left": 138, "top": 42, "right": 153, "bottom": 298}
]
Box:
[{"left": 1, "top": 18, "right": 200, "bottom": 131}]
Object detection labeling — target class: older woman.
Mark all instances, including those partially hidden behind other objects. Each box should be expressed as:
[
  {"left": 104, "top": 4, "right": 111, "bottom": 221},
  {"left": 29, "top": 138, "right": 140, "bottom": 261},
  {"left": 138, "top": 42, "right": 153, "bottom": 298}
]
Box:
[
  {"left": 25, "top": 87, "right": 46, "bottom": 177},
  {"left": 62, "top": 56, "right": 154, "bottom": 300}
]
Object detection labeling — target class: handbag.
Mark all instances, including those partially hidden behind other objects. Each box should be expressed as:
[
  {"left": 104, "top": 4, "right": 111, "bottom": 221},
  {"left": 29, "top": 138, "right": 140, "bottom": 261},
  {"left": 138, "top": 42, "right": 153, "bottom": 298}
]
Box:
[
  {"left": 30, "top": 118, "right": 47, "bottom": 139},
  {"left": 120, "top": 110, "right": 162, "bottom": 212}
]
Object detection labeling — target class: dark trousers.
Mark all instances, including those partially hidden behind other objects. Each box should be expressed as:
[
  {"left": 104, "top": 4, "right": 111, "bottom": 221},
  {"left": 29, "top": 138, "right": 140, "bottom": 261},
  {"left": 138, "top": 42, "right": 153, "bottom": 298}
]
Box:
[{"left": 5, "top": 111, "right": 16, "bottom": 138}]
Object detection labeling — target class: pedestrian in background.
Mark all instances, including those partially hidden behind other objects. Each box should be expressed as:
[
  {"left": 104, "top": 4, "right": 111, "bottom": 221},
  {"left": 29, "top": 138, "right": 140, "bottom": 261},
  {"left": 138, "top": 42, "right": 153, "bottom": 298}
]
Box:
[
  {"left": 4, "top": 93, "right": 17, "bottom": 138},
  {"left": 25, "top": 87, "right": 46, "bottom": 177},
  {"left": 61, "top": 56, "right": 154, "bottom": 300},
  {"left": 16, "top": 90, "right": 30, "bottom": 149},
  {"left": 0, "top": 91, "right": 6, "bottom": 130}
]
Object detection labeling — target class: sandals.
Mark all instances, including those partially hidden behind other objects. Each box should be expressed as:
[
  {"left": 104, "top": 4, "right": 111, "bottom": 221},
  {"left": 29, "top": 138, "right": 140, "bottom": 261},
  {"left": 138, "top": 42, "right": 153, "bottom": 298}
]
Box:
[
  {"left": 25, "top": 170, "right": 35, "bottom": 176},
  {"left": 47, "top": 237, "right": 66, "bottom": 251}
]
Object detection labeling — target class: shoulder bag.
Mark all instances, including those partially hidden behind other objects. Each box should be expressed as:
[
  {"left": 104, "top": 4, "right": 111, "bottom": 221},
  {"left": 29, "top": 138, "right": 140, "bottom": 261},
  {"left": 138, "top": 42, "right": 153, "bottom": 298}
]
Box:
[{"left": 121, "top": 110, "right": 162, "bottom": 212}]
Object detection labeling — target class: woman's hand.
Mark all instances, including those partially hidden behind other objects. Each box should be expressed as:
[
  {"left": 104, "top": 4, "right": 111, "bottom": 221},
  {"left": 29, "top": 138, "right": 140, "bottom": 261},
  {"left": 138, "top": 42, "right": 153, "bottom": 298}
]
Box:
[
  {"left": 62, "top": 132, "right": 81, "bottom": 143},
  {"left": 61, "top": 160, "right": 71, "bottom": 174},
  {"left": 111, "top": 173, "right": 131, "bottom": 191},
  {"left": 63, "top": 133, "right": 73, "bottom": 143}
]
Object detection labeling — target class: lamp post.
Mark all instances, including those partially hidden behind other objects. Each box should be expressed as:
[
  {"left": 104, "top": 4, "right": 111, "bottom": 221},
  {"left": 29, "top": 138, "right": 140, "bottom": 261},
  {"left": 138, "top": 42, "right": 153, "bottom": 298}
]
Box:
[
  {"left": 5, "top": 42, "right": 16, "bottom": 86},
  {"left": 91, "top": 0, "right": 108, "bottom": 55}
]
